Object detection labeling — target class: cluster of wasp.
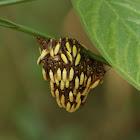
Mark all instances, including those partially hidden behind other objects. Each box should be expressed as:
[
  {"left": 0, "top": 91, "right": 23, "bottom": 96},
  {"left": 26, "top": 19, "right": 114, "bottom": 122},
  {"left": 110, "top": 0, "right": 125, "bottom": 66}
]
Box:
[{"left": 37, "top": 37, "right": 106, "bottom": 112}]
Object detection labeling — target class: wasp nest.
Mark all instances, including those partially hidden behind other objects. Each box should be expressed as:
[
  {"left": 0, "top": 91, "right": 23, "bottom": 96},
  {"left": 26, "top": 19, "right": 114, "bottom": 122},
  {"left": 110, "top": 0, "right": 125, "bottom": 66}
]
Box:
[{"left": 37, "top": 37, "right": 106, "bottom": 112}]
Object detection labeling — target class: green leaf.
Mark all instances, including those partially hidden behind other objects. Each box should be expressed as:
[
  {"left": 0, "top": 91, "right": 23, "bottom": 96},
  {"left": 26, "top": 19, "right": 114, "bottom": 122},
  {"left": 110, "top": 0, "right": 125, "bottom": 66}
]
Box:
[
  {"left": 72, "top": 0, "right": 140, "bottom": 90},
  {"left": 0, "top": 0, "right": 35, "bottom": 7}
]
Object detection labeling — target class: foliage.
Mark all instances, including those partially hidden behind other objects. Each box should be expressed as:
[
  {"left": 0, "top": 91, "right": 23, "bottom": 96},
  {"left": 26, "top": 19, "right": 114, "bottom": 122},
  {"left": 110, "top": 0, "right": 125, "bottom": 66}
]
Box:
[
  {"left": 0, "top": 0, "right": 34, "bottom": 7},
  {"left": 72, "top": 0, "right": 140, "bottom": 90}
]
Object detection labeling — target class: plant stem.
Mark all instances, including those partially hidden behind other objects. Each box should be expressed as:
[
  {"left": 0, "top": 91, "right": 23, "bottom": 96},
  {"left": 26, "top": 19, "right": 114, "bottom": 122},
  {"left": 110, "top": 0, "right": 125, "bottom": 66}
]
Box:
[
  {"left": 0, "top": 0, "right": 35, "bottom": 7},
  {"left": 0, "top": 18, "right": 55, "bottom": 39},
  {"left": 0, "top": 18, "right": 111, "bottom": 67},
  {"left": 81, "top": 48, "right": 111, "bottom": 66}
]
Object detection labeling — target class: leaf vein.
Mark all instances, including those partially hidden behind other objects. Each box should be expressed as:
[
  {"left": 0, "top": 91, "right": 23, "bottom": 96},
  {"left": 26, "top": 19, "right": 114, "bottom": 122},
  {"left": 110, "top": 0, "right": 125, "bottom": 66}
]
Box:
[{"left": 104, "top": 0, "right": 140, "bottom": 42}]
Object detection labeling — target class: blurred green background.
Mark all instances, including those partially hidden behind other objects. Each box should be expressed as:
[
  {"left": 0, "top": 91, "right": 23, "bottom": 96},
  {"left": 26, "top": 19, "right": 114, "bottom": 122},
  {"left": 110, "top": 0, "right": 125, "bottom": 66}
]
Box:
[{"left": 0, "top": 0, "right": 140, "bottom": 140}]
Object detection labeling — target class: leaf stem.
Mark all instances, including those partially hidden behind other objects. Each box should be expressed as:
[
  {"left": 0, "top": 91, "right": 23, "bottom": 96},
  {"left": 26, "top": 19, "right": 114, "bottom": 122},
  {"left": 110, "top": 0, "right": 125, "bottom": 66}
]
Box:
[
  {"left": 0, "top": 0, "right": 35, "bottom": 7},
  {"left": 81, "top": 48, "right": 111, "bottom": 66},
  {"left": 0, "top": 18, "right": 111, "bottom": 67},
  {"left": 0, "top": 18, "right": 55, "bottom": 39}
]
